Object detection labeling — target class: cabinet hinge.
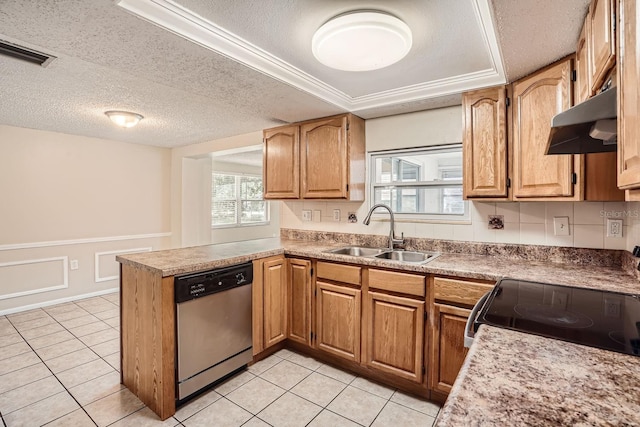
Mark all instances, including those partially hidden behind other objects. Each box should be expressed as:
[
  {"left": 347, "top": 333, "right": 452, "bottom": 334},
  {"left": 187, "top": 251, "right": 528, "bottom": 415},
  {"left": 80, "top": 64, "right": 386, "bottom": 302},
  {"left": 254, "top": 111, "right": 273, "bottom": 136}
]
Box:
[
  {"left": 571, "top": 69, "right": 577, "bottom": 82},
  {"left": 424, "top": 311, "right": 428, "bottom": 321},
  {"left": 310, "top": 331, "right": 314, "bottom": 341},
  {"left": 346, "top": 184, "right": 349, "bottom": 192},
  {"left": 346, "top": 123, "right": 350, "bottom": 131},
  {"left": 505, "top": 97, "right": 510, "bottom": 107},
  {"left": 572, "top": 173, "right": 577, "bottom": 185},
  {"left": 310, "top": 267, "right": 314, "bottom": 277},
  {"left": 314, "top": 289, "right": 317, "bottom": 297},
  {"left": 422, "top": 366, "right": 426, "bottom": 375},
  {"left": 506, "top": 178, "right": 511, "bottom": 188}
]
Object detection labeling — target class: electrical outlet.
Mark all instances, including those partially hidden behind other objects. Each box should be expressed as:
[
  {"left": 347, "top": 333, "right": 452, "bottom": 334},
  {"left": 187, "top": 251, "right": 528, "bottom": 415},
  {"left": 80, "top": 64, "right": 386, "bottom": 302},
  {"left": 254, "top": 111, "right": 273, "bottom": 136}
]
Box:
[
  {"left": 70, "top": 260, "right": 79, "bottom": 270},
  {"left": 333, "top": 209, "right": 341, "bottom": 222},
  {"left": 302, "top": 210, "right": 312, "bottom": 221},
  {"left": 551, "top": 291, "right": 568, "bottom": 308},
  {"left": 313, "top": 210, "right": 321, "bottom": 222},
  {"left": 604, "top": 298, "right": 621, "bottom": 318},
  {"left": 607, "top": 219, "right": 623, "bottom": 238},
  {"left": 553, "top": 216, "right": 570, "bottom": 236}
]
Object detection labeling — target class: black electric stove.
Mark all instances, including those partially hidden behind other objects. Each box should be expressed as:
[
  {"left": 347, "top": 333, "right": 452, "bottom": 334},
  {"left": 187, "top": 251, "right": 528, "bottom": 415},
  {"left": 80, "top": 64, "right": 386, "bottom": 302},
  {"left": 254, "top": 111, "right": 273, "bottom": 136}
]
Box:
[{"left": 475, "top": 278, "right": 640, "bottom": 357}]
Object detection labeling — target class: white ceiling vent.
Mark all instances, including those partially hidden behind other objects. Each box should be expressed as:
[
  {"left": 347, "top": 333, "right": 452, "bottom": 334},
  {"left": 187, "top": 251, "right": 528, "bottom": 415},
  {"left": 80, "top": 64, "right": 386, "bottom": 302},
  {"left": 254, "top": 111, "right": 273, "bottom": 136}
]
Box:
[{"left": 0, "top": 40, "right": 55, "bottom": 67}]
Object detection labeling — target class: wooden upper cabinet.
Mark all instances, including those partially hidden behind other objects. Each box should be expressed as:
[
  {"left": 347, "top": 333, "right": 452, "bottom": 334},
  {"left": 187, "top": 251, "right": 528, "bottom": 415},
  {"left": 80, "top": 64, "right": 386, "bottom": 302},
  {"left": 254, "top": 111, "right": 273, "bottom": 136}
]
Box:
[
  {"left": 263, "top": 114, "right": 365, "bottom": 200},
  {"left": 576, "top": 13, "right": 592, "bottom": 103},
  {"left": 589, "top": 0, "right": 616, "bottom": 92},
  {"left": 287, "top": 258, "right": 312, "bottom": 347},
  {"left": 263, "top": 125, "right": 299, "bottom": 199},
  {"left": 462, "top": 86, "right": 508, "bottom": 199},
  {"left": 512, "top": 58, "right": 581, "bottom": 200},
  {"left": 618, "top": 0, "right": 640, "bottom": 190}
]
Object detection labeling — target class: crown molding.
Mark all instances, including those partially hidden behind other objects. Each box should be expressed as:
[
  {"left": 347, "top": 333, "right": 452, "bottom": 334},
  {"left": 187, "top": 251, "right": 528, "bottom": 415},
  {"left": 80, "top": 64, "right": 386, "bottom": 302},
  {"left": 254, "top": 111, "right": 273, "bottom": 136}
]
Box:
[{"left": 117, "top": 0, "right": 506, "bottom": 112}]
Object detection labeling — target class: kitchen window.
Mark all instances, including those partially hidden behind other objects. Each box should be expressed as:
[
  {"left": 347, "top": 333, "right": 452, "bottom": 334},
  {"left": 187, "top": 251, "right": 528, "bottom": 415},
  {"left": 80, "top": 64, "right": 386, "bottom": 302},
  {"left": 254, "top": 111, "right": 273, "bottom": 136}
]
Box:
[
  {"left": 369, "top": 144, "right": 469, "bottom": 222},
  {"left": 212, "top": 173, "right": 269, "bottom": 227}
]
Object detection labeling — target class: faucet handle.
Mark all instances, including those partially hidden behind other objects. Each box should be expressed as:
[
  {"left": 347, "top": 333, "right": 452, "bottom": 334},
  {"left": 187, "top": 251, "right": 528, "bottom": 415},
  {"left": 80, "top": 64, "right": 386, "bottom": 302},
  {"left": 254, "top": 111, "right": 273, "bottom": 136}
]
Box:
[{"left": 392, "top": 232, "right": 405, "bottom": 248}]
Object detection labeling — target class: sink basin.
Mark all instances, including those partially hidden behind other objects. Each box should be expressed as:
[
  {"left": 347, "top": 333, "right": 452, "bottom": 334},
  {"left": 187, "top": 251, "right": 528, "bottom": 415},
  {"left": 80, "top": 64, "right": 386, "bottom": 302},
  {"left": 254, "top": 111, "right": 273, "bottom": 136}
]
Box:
[
  {"left": 327, "top": 246, "right": 387, "bottom": 257},
  {"left": 374, "top": 250, "right": 440, "bottom": 264}
]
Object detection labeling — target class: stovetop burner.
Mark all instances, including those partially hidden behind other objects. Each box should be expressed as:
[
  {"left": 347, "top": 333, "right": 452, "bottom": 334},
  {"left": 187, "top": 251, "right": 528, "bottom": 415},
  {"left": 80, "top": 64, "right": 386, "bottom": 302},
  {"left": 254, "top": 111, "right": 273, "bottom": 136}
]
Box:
[{"left": 475, "top": 278, "right": 640, "bottom": 357}]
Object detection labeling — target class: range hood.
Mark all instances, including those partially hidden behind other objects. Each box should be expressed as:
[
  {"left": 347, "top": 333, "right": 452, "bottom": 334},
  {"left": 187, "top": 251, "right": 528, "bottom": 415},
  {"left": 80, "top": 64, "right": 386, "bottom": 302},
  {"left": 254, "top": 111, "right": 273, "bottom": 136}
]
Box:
[{"left": 546, "top": 88, "right": 617, "bottom": 155}]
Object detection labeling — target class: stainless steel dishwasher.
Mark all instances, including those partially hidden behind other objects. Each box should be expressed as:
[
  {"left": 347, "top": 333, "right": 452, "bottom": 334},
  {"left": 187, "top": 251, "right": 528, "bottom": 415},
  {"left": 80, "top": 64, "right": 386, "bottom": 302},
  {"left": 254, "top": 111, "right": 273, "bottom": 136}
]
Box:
[{"left": 174, "top": 262, "right": 253, "bottom": 401}]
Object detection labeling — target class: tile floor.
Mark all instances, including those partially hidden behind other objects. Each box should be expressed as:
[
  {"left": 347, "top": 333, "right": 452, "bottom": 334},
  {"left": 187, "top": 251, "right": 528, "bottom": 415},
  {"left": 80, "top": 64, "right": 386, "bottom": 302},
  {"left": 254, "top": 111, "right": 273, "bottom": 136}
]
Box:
[{"left": 0, "top": 293, "right": 441, "bottom": 426}]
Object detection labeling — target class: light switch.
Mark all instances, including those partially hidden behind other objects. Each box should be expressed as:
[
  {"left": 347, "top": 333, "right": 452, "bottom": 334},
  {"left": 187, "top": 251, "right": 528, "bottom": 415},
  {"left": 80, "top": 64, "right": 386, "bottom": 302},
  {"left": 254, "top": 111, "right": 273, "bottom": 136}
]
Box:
[
  {"left": 553, "top": 216, "right": 570, "bottom": 236},
  {"left": 607, "top": 219, "right": 623, "bottom": 238},
  {"left": 302, "top": 210, "right": 312, "bottom": 221},
  {"left": 333, "top": 209, "right": 341, "bottom": 222}
]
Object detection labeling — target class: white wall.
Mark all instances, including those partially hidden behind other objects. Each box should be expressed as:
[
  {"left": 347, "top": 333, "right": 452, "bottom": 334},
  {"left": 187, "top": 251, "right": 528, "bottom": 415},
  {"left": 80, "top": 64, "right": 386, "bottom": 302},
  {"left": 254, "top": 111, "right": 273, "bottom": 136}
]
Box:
[
  {"left": 0, "top": 125, "right": 171, "bottom": 314},
  {"left": 280, "top": 107, "right": 632, "bottom": 250}
]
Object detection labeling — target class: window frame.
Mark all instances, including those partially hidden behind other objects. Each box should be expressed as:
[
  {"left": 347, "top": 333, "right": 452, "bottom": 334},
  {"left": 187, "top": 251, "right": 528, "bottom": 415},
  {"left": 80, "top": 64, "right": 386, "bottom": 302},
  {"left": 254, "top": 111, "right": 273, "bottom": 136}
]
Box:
[
  {"left": 368, "top": 144, "right": 470, "bottom": 223},
  {"left": 211, "top": 172, "right": 270, "bottom": 229}
]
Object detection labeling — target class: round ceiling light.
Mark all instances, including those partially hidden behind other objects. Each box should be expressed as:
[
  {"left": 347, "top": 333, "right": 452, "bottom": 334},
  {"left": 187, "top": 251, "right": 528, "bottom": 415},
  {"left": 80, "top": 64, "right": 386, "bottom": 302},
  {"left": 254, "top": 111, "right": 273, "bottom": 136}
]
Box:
[
  {"left": 312, "top": 11, "right": 412, "bottom": 72},
  {"left": 105, "top": 110, "right": 143, "bottom": 128}
]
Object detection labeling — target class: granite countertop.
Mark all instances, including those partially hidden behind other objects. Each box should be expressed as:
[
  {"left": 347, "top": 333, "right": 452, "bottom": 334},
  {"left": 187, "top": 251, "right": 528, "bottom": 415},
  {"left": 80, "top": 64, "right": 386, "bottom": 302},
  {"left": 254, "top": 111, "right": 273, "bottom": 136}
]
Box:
[
  {"left": 435, "top": 326, "right": 640, "bottom": 426},
  {"left": 117, "top": 238, "right": 640, "bottom": 294}
]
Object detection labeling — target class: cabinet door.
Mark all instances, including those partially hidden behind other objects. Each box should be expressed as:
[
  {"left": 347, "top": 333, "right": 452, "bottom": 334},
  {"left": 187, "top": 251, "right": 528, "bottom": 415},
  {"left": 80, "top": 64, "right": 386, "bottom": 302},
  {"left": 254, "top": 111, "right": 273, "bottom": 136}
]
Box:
[
  {"left": 462, "top": 86, "right": 508, "bottom": 198},
  {"left": 618, "top": 0, "right": 640, "bottom": 190},
  {"left": 263, "top": 125, "right": 299, "bottom": 199},
  {"left": 316, "top": 281, "right": 361, "bottom": 362},
  {"left": 513, "top": 58, "right": 578, "bottom": 199},
  {"left": 576, "top": 14, "right": 592, "bottom": 103},
  {"left": 430, "top": 303, "right": 470, "bottom": 395},
  {"left": 589, "top": 0, "right": 616, "bottom": 92},
  {"left": 288, "top": 258, "right": 312, "bottom": 346},
  {"left": 263, "top": 258, "right": 287, "bottom": 348},
  {"left": 364, "top": 292, "right": 424, "bottom": 383},
  {"left": 300, "top": 116, "right": 348, "bottom": 199}
]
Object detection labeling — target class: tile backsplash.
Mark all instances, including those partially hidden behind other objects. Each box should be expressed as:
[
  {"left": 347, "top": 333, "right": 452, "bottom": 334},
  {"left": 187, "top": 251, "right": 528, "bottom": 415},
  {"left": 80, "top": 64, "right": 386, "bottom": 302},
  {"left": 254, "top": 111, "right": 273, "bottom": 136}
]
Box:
[{"left": 280, "top": 200, "right": 640, "bottom": 252}]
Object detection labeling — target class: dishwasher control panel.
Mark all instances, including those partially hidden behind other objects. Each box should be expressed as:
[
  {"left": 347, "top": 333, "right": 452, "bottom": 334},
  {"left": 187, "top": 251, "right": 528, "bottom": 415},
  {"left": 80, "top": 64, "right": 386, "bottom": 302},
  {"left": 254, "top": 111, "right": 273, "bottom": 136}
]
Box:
[{"left": 175, "top": 262, "right": 253, "bottom": 303}]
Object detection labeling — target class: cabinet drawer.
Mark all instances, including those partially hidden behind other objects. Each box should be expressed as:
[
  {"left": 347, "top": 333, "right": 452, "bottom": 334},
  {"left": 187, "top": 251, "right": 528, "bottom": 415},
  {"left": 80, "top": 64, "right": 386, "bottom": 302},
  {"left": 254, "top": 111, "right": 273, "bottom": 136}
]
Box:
[
  {"left": 369, "top": 269, "right": 425, "bottom": 297},
  {"left": 433, "top": 277, "right": 494, "bottom": 307},
  {"left": 317, "top": 262, "right": 361, "bottom": 286}
]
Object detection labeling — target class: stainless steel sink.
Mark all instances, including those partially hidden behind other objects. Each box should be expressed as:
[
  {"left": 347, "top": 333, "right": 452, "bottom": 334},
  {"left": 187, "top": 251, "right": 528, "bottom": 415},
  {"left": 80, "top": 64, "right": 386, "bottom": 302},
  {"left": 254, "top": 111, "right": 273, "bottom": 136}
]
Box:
[
  {"left": 327, "top": 246, "right": 387, "bottom": 257},
  {"left": 374, "top": 250, "right": 440, "bottom": 264}
]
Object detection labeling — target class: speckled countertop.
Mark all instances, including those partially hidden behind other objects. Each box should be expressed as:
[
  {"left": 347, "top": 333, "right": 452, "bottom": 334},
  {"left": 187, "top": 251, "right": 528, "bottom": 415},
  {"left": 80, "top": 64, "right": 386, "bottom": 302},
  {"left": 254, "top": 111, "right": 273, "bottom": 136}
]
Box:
[
  {"left": 117, "top": 238, "right": 640, "bottom": 294},
  {"left": 435, "top": 326, "right": 640, "bottom": 426}
]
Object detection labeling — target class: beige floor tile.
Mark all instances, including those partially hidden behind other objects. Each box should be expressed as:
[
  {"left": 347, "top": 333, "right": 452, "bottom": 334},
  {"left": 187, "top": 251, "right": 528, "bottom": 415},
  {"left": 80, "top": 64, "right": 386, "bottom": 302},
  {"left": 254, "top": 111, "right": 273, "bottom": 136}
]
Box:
[
  {"left": 0, "top": 341, "right": 31, "bottom": 361},
  {"left": 0, "top": 332, "right": 24, "bottom": 348},
  {"left": 69, "top": 371, "right": 124, "bottom": 406},
  {"left": 19, "top": 322, "right": 65, "bottom": 340},
  {"left": 174, "top": 389, "right": 222, "bottom": 422},
  {"left": 109, "top": 406, "right": 180, "bottom": 426},
  {"left": 11, "top": 314, "right": 57, "bottom": 332},
  {"left": 0, "top": 363, "right": 52, "bottom": 394},
  {"left": 258, "top": 392, "right": 321, "bottom": 427},
  {"left": 101, "top": 293, "right": 119, "bottom": 305},
  {"left": 7, "top": 308, "right": 48, "bottom": 325},
  {"left": 43, "top": 408, "right": 96, "bottom": 426},
  {"left": 0, "top": 376, "right": 65, "bottom": 415},
  {"left": 307, "top": 409, "right": 360, "bottom": 427},
  {"left": 79, "top": 328, "right": 119, "bottom": 347},
  {"left": 43, "top": 303, "right": 78, "bottom": 315},
  {"left": 46, "top": 348, "right": 99, "bottom": 374},
  {"left": 316, "top": 364, "right": 357, "bottom": 384},
  {"left": 74, "top": 297, "right": 108, "bottom": 308},
  {"left": 49, "top": 308, "right": 91, "bottom": 322},
  {"left": 56, "top": 358, "right": 115, "bottom": 389},
  {"left": 272, "top": 348, "right": 295, "bottom": 359},
  {"left": 103, "top": 352, "right": 120, "bottom": 371},
  {"left": 243, "top": 417, "right": 271, "bottom": 426},
  {"left": 371, "top": 401, "right": 436, "bottom": 427},
  {"left": 350, "top": 377, "right": 395, "bottom": 399},
  {"left": 226, "top": 377, "right": 285, "bottom": 414},
  {"left": 0, "top": 351, "right": 41, "bottom": 375},
  {"left": 327, "top": 386, "right": 387, "bottom": 426},
  {"left": 286, "top": 352, "right": 323, "bottom": 371},
  {"left": 69, "top": 321, "right": 111, "bottom": 338},
  {"left": 94, "top": 308, "right": 119, "bottom": 320},
  {"left": 0, "top": 318, "right": 17, "bottom": 337},
  {"left": 291, "top": 372, "right": 347, "bottom": 407},
  {"left": 35, "top": 338, "right": 88, "bottom": 361},
  {"left": 27, "top": 330, "right": 75, "bottom": 349},
  {"left": 58, "top": 314, "right": 100, "bottom": 330},
  {"left": 182, "top": 397, "right": 251, "bottom": 427},
  {"left": 90, "top": 338, "right": 120, "bottom": 357},
  {"left": 259, "top": 359, "right": 312, "bottom": 389},
  {"left": 390, "top": 390, "right": 441, "bottom": 417},
  {"left": 80, "top": 303, "right": 119, "bottom": 315},
  {"left": 247, "top": 354, "right": 282, "bottom": 375},
  {"left": 84, "top": 388, "right": 144, "bottom": 427},
  {"left": 103, "top": 317, "right": 120, "bottom": 329},
  {"left": 3, "top": 391, "right": 79, "bottom": 427},
  {"left": 214, "top": 370, "right": 256, "bottom": 395}
]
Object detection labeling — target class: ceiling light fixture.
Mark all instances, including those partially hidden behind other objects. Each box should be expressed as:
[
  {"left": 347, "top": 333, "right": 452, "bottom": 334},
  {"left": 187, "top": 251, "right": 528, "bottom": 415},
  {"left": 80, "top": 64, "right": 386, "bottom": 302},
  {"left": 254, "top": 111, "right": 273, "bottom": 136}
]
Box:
[
  {"left": 105, "top": 110, "right": 143, "bottom": 128},
  {"left": 312, "top": 11, "right": 412, "bottom": 72}
]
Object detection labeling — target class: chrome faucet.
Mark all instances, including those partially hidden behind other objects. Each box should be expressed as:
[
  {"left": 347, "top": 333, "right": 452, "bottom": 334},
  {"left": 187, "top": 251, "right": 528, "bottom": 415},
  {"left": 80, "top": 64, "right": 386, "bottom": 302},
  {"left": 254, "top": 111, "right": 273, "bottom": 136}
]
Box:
[{"left": 363, "top": 204, "right": 405, "bottom": 251}]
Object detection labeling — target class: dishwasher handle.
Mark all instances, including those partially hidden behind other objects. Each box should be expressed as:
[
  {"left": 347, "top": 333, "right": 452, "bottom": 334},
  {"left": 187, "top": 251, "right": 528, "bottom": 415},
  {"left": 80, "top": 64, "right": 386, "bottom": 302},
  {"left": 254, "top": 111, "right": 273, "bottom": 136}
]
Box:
[{"left": 464, "top": 291, "right": 491, "bottom": 349}]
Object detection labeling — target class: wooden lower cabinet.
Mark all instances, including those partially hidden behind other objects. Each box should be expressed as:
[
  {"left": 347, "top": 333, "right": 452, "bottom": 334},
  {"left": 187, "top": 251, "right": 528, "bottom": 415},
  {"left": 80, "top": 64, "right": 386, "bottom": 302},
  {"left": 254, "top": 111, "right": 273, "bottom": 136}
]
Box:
[
  {"left": 430, "top": 303, "right": 470, "bottom": 394},
  {"left": 287, "top": 258, "right": 312, "bottom": 346},
  {"left": 315, "top": 281, "right": 361, "bottom": 362},
  {"left": 364, "top": 291, "right": 425, "bottom": 383},
  {"left": 253, "top": 255, "right": 287, "bottom": 353}
]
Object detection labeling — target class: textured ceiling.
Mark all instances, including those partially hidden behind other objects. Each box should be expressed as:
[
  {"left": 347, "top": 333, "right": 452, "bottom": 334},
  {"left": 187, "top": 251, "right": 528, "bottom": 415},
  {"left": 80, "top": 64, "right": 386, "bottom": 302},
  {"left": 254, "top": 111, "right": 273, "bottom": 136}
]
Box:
[{"left": 0, "top": 0, "right": 589, "bottom": 148}]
